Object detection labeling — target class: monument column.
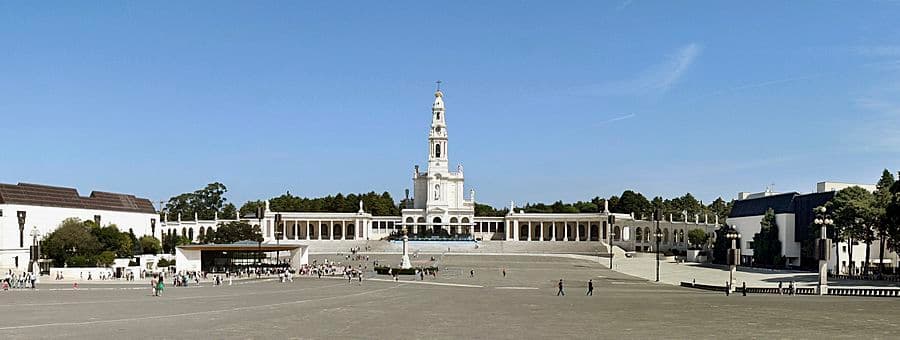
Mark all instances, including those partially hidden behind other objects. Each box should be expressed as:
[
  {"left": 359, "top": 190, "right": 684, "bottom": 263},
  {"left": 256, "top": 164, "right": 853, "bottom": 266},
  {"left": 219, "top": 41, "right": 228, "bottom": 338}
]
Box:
[
  {"left": 575, "top": 222, "right": 580, "bottom": 242},
  {"left": 564, "top": 222, "right": 569, "bottom": 241}
]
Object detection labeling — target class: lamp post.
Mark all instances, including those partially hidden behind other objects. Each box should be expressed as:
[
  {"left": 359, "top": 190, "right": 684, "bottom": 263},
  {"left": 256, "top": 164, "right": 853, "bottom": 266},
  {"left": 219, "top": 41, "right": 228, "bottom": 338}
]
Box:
[
  {"left": 813, "top": 206, "right": 833, "bottom": 295},
  {"left": 654, "top": 228, "right": 663, "bottom": 282},
  {"left": 275, "top": 214, "right": 283, "bottom": 268},
  {"left": 29, "top": 226, "right": 40, "bottom": 274},
  {"left": 607, "top": 215, "right": 616, "bottom": 269},
  {"left": 653, "top": 209, "right": 662, "bottom": 282},
  {"left": 725, "top": 226, "right": 741, "bottom": 293}
]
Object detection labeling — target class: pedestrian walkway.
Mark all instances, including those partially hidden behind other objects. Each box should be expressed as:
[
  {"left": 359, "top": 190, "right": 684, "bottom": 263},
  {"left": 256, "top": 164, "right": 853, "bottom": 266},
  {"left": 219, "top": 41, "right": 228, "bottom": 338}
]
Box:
[{"left": 607, "top": 248, "right": 900, "bottom": 289}]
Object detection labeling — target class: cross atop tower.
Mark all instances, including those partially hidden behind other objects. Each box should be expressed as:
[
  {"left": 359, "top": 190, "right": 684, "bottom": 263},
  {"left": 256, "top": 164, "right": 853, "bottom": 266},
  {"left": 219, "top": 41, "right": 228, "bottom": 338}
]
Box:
[{"left": 436, "top": 80, "right": 442, "bottom": 91}]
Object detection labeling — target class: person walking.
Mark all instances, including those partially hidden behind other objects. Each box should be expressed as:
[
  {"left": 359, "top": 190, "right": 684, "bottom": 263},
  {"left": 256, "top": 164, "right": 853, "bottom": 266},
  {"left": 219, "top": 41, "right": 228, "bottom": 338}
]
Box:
[
  {"left": 778, "top": 281, "right": 783, "bottom": 295},
  {"left": 557, "top": 279, "right": 565, "bottom": 296},
  {"left": 742, "top": 282, "right": 747, "bottom": 296},
  {"left": 502, "top": 268, "right": 507, "bottom": 278},
  {"left": 586, "top": 279, "right": 593, "bottom": 296},
  {"left": 151, "top": 277, "right": 158, "bottom": 296},
  {"left": 470, "top": 269, "right": 475, "bottom": 278}
]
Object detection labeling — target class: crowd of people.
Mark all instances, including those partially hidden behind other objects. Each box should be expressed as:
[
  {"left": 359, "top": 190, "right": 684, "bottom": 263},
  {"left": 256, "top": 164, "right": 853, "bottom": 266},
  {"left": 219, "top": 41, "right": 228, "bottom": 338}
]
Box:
[{"left": 2, "top": 270, "right": 37, "bottom": 290}]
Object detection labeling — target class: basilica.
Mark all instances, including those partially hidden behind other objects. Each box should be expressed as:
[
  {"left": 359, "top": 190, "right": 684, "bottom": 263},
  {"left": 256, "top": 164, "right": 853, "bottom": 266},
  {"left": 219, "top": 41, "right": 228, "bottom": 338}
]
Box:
[{"left": 159, "top": 88, "right": 717, "bottom": 258}]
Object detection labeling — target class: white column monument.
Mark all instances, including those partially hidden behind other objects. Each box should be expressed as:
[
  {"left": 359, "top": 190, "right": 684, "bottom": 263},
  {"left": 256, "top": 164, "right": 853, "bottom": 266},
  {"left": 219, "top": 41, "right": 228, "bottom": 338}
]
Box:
[{"left": 400, "top": 230, "right": 412, "bottom": 269}]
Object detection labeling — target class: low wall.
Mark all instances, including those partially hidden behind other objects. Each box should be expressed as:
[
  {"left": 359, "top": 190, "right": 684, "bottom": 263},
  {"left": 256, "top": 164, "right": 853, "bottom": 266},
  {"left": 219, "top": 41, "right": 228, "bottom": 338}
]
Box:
[
  {"left": 679, "top": 281, "right": 900, "bottom": 297},
  {"left": 49, "top": 266, "right": 143, "bottom": 280}
]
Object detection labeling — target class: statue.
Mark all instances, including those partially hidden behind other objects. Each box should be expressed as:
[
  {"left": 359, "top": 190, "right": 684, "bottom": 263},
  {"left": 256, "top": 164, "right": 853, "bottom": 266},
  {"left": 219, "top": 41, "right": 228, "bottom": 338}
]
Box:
[
  {"left": 358, "top": 200, "right": 364, "bottom": 213},
  {"left": 470, "top": 189, "right": 476, "bottom": 202},
  {"left": 265, "top": 200, "right": 271, "bottom": 212}
]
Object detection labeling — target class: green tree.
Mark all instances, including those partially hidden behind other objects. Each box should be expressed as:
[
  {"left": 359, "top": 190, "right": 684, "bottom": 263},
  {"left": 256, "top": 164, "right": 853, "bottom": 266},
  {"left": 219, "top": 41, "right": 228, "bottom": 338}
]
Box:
[
  {"left": 687, "top": 229, "right": 709, "bottom": 249},
  {"left": 830, "top": 186, "right": 876, "bottom": 275},
  {"left": 164, "top": 182, "right": 231, "bottom": 220},
  {"left": 139, "top": 235, "right": 162, "bottom": 255},
  {"left": 616, "top": 190, "right": 651, "bottom": 216},
  {"left": 240, "top": 200, "right": 266, "bottom": 218},
  {"left": 873, "top": 170, "right": 895, "bottom": 273},
  {"left": 887, "top": 172, "right": 900, "bottom": 258},
  {"left": 751, "top": 208, "right": 783, "bottom": 267},
  {"left": 206, "top": 221, "right": 263, "bottom": 244},
  {"left": 41, "top": 218, "right": 102, "bottom": 267},
  {"left": 475, "top": 203, "right": 508, "bottom": 217},
  {"left": 96, "top": 251, "right": 116, "bottom": 267}
]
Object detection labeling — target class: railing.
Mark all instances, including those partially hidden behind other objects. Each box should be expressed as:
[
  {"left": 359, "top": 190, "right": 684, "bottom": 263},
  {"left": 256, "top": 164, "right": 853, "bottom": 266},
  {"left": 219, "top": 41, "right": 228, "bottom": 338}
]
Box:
[
  {"left": 829, "top": 274, "right": 900, "bottom": 282},
  {"left": 679, "top": 282, "right": 899, "bottom": 297}
]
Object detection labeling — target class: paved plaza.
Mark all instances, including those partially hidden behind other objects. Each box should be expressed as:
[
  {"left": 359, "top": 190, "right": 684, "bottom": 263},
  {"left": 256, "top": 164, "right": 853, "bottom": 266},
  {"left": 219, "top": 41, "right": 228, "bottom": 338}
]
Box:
[{"left": 0, "top": 255, "right": 898, "bottom": 339}]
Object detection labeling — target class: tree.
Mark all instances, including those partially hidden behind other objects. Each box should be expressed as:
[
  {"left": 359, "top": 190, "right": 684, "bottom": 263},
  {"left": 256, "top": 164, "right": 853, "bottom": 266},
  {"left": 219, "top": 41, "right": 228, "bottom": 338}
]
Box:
[
  {"left": 884, "top": 173, "right": 900, "bottom": 259},
  {"left": 830, "top": 186, "right": 876, "bottom": 275},
  {"left": 41, "top": 218, "right": 103, "bottom": 267},
  {"left": 616, "top": 190, "right": 651, "bottom": 217},
  {"left": 751, "top": 208, "right": 783, "bottom": 267},
  {"left": 873, "top": 170, "right": 895, "bottom": 273},
  {"left": 687, "top": 229, "right": 708, "bottom": 249},
  {"left": 206, "top": 221, "right": 263, "bottom": 244},
  {"left": 711, "top": 225, "right": 732, "bottom": 265},
  {"left": 164, "top": 182, "right": 231, "bottom": 220},
  {"left": 475, "top": 203, "right": 508, "bottom": 217},
  {"left": 96, "top": 251, "right": 116, "bottom": 267},
  {"left": 240, "top": 200, "right": 265, "bottom": 218},
  {"left": 139, "top": 236, "right": 162, "bottom": 255}
]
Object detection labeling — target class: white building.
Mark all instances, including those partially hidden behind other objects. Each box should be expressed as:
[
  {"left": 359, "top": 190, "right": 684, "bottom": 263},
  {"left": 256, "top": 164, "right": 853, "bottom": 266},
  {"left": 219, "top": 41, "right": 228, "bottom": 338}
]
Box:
[
  {"left": 0, "top": 183, "right": 158, "bottom": 272},
  {"left": 728, "top": 183, "right": 898, "bottom": 272},
  {"left": 161, "top": 88, "right": 716, "bottom": 256}
]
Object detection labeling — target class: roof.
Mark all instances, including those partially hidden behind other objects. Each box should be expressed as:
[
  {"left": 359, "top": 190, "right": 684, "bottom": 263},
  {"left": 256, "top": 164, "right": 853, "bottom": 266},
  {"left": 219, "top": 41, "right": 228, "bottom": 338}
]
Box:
[
  {"left": 0, "top": 182, "right": 156, "bottom": 214},
  {"left": 177, "top": 242, "right": 302, "bottom": 252},
  {"left": 728, "top": 192, "right": 799, "bottom": 218}
]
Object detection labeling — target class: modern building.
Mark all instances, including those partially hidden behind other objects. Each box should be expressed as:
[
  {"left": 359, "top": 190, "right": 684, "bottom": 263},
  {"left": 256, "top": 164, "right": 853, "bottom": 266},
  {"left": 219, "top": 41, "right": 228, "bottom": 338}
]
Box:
[
  {"left": 161, "top": 89, "right": 716, "bottom": 256},
  {"left": 728, "top": 183, "right": 898, "bottom": 272},
  {"left": 0, "top": 182, "right": 158, "bottom": 272}
]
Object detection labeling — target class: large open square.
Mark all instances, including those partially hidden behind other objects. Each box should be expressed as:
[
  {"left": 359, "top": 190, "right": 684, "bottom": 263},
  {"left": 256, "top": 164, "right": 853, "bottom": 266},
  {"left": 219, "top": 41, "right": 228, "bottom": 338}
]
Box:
[{"left": 2, "top": 255, "right": 898, "bottom": 339}]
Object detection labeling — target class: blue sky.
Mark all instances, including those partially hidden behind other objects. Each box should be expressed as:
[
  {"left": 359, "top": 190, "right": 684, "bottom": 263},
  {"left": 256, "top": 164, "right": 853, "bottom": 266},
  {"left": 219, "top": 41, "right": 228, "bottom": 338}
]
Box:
[{"left": 2, "top": 1, "right": 900, "bottom": 208}]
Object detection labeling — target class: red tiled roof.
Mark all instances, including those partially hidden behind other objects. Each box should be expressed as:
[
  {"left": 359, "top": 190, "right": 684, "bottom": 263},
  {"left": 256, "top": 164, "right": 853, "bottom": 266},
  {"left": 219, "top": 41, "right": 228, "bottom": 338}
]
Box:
[{"left": 0, "top": 182, "right": 156, "bottom": 214}]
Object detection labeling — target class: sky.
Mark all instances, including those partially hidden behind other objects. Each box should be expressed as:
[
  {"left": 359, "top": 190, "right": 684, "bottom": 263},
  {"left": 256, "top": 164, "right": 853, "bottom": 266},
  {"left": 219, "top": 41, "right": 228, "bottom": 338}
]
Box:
[{"left": 2, "top": 1, "right": 900, "bottom": 209}]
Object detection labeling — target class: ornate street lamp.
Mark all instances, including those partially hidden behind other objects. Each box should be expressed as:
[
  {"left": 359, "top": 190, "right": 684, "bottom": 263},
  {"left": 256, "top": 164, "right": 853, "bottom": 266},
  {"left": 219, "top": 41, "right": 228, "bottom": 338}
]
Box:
[
  {"left": 654, "top": 227, "right": 663, "bottom": 282},
  {"left": 725, "top": 226, "right": 741, "bottom": 293},
  {"left": 607, "top": 215, "right": 616, "bottom": 269},
  {"left": 813, "top": 206, "right": 833, "bottom": 295}
]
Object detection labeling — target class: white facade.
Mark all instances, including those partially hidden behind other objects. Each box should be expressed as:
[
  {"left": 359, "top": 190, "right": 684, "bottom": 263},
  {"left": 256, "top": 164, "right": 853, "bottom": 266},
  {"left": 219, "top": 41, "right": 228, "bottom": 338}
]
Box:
[
  {"left": 403, "top": 89, "right": 475, "bottom": 235},
  {"left": 0, "top": 183, "right": 157, "bottom": 272},
  {"left": 157, "top": 89, "right": 716, "bottom": 255}
]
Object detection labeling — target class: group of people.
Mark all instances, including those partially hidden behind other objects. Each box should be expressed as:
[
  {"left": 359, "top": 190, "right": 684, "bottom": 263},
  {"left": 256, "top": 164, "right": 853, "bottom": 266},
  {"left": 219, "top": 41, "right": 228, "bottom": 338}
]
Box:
[
  {"left": 555, "top": 279, "right": 594, "bottom": 296},
  {"left": 2, "top": 270, "right": 37, "bottom": 290}
]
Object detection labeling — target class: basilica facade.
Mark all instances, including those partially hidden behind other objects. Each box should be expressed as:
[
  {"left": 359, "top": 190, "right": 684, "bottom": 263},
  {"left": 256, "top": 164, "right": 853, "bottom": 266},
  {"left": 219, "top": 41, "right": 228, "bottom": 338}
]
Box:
[{"left": 161, "top": 89, "right": 717, "bottom": 254}]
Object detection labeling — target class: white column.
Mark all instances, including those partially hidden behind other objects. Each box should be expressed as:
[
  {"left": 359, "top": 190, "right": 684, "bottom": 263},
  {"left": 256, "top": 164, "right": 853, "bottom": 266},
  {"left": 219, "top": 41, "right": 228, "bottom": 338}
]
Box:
[
  {"left": 575, "top": 222, "right": 580, "bottom": 242},
  {"left": 512, "top": 220, "right": 519, "bottom": 241},
  {"left": 564, "top": 222, "right": 569, "bottom": 241},
  {"left": 526, "top": 222, "right": 531, "bottom": 241},
  {"left": 539, "top": 221, "right": 544, "bottom": 242},
  {"left": 551, "top": 222, "right": 556, "bottom": 241}
]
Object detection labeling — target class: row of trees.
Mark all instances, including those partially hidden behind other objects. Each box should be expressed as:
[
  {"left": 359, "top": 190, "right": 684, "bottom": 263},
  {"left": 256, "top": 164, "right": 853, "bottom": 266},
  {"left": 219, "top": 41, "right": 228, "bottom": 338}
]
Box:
[
  {"left": 486, "top": 191, "right": 732, "bottom": 222},
  {"left": 163, "top": 182, "right": 237, "bottom": 221},
  {"left": 825, "top": 170, "right": 900, "bottom": 274},
  {"left": 241, "top": 191, "right": 401, "bottom": 217},
  {"left": 42, "top": 218, "right": 161, "bottom": 267}
]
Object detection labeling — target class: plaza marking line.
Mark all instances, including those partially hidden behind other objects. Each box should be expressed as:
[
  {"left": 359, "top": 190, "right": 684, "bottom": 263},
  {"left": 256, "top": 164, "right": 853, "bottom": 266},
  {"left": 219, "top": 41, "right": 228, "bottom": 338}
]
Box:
[
  {"left": 315, "top": 275, "right": 483, "bottom": 288},
  {"left": 495, "top": 287, "right": 539, "bottom": 290},
  {"left": 0, "top": 285, "right": 403, "bottom": 331},
  {"left": 0, "top": 282, "right": 347, "bottom": 308}
]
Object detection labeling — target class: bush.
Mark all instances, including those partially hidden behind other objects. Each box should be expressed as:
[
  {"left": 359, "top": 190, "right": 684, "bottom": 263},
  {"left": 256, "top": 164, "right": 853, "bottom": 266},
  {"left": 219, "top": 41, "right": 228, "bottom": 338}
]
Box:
[
  {"left": 374, "top": 266, "right": 438, "bottom": 275},
  {"left": 67, "top": 255, "right": 95, "bottom": 267},
  {"left": 157, "top": 258, "right": 171, "bottom": 267}
]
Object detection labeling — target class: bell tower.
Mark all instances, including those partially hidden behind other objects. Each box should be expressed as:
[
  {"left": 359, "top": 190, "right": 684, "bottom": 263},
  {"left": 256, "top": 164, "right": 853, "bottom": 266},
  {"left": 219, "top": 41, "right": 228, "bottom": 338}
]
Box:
[{"left": 427, "top": 82, "right": 448, "bottom": 173}]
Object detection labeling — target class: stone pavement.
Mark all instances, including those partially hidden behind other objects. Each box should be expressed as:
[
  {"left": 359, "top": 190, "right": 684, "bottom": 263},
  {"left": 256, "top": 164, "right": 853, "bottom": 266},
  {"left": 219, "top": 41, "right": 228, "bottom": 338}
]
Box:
[
  {"left": 607, "top": 250, "right": 900, "bottom": 289},
  {"left": 1, "top": 254, "right": 899, "bottom": 339}
]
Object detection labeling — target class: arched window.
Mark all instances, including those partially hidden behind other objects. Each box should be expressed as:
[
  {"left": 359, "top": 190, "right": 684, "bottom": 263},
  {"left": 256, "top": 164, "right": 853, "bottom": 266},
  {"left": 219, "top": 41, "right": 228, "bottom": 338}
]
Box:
[
  {"left": 663, "top": 228, "right": 669, "bottom": 244},
  {"left": 613, "top": 226, "right": 620, "bottom": 241},
  {"left": 450, "top": 217, "right": 458, "bottom": 224},
  {"left": 635, "top": 228, "right": 642, "bottom": 242},
  {"left": 188, "top": 228, "right": 194, "bottom": 241},
  {"left": 435, "top": 143, "right": 442, "bottom": 158},
  {"left": 436, "top": 112, "right": 441, "bottom": 120}
]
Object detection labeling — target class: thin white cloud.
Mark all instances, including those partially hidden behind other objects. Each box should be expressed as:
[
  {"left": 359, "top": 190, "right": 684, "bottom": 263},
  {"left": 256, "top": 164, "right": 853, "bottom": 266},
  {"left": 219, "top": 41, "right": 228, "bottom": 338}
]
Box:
[
  {"left": 580, "top": 43, "right": 702, "bottom": 96},
  {"left": 852, "top": 97, "right": 900, "bottom": 152},
  {"left": 617, "top": 0, "right": 634, "bottom": 11},
  {"left": 597, "top": 113, "right": 636, "bottom": 125}
]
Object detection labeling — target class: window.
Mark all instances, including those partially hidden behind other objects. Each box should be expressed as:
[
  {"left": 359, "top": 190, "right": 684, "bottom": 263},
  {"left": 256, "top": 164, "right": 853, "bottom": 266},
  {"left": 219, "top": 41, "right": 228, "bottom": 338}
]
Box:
[
  {"left": 435, "top": 143, "right": 442, "bottom": 158},
  {"left": 436, "top": 113, "right": 441, "bottom": 120},
  {"left": 0, "top": 209, "right": 3, "bottom": 217}
]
